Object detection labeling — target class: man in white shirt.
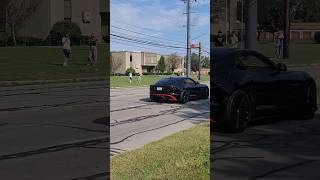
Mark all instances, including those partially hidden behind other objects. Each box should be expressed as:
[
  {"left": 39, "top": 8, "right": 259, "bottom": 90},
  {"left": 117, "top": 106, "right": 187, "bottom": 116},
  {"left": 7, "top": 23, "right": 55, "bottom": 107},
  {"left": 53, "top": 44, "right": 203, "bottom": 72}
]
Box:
[{"left": 62, "top": 33, "right": 71, "bottom": 66}]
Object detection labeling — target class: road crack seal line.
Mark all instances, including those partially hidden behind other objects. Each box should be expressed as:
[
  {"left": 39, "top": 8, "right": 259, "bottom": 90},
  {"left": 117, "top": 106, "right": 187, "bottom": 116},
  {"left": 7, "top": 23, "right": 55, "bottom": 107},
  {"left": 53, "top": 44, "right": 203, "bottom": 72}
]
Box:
[
  {"left": 248, "top": 159, "right": 319, "bottom": 180},
  {"left": 0, "top": 85, "right": 108, "bottom": 97},
  {"left": 70, "top": 172, "right": 109, "bottom": 180},
  {"left": 110, "top": 112, "right": 209, "bottom": 145},
  {"left": 0, "top": 100, "right": 108, "bottom": 112},
  {"left": 0, "top": 137, "right": 108, "bottom": 161}
]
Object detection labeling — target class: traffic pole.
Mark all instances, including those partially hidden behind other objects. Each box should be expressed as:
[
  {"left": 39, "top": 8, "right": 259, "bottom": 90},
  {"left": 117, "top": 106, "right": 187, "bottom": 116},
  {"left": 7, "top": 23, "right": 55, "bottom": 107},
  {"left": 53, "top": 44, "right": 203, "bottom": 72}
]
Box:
[
  {"left": 185, "top": 0, "right": 191, "bottom": 77},
  {"left": 198, "top": 42, "right": 201, "bottom": 81},
  {"left": 283, "top": 0, "right": 290, "bottom": 59}
]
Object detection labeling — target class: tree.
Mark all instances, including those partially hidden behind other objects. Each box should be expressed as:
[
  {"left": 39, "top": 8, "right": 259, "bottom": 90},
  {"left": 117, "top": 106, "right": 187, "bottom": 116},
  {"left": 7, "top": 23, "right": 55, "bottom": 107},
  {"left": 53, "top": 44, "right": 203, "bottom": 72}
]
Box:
[
  {"left": 156, "top": 56, "right": 166, "bottom": 73},
  {"left": 111, "top": 56, "right": 123, "bottom": 76},
  {"left": 5, "top": 0, "right": 38, "bottom": 46},
  {"left": 202, "top": 56, "right": 210, "bottom": 69},
  {"left": 293, "top": 0, "right": 320, "bottom": 22},
  {"left": 258, "top": 0, "right": 283, "bottom": 40},
  {"left": 191, "top": 53, "right": 199, "bottom": 72},
  {"left": 166, "top": 54, "right": 181, "bottom": 73}
]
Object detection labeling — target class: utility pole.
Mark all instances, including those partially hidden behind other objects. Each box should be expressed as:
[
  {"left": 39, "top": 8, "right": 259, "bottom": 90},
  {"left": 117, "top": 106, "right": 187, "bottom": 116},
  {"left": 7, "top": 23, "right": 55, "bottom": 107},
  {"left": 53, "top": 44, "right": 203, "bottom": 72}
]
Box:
[
  {"left": 225, "top": 0, "right": 228, "bottom": 45},
  {"left": 283, "top": 0, "right": 290, "bottom": 59},
  {"left": 198, "top": 42, "right": 201, "bottom": 81},
  {"left": 183, "top": 0, "right": 192, "bottom": 77},
  {"left": 245, "top": 0, "right": 257, "bottom": 50}
]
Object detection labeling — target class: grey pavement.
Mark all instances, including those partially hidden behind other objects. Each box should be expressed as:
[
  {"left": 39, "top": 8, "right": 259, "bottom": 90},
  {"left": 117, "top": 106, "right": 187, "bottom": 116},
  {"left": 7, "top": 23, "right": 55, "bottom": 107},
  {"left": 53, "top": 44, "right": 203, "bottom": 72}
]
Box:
[
  {"left": 0, "top": 81, "right": 109, "bottom": 180},
  {"left": 110, "top": 84, "right": 210, "bottom": 156},
  {"left": 212, "top": 65, "right": 320, "bottom": 180}
]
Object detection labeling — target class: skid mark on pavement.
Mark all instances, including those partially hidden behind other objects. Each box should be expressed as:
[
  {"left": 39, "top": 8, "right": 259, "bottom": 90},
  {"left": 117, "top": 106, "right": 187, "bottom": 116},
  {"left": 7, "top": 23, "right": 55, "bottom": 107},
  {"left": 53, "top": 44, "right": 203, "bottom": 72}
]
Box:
[
  {"left": 0, "top": 137, "right": 108, "bottom": 161},
  {"left": 110, "top": 112, "right": 209, "bottom": 145}
]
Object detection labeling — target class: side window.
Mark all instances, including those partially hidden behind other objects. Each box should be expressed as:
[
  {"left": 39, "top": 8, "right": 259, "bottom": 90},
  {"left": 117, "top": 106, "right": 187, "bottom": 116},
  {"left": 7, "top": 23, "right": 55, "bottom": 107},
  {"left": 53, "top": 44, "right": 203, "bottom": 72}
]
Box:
[
  {"left": 184, "top": 79, "right": 196, "bottom": 86},
  {"left": 235, "top": 54, "right": 271, "bottom": 71}
]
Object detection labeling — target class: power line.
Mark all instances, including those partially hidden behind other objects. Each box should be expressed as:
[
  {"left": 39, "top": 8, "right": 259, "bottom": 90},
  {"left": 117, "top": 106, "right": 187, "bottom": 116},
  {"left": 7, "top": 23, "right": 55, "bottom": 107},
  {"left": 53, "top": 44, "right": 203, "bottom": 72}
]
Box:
[
  {"left": 110, "top": 28, "right": 186, "bottom": 47},
  {"left": 111, "top": 38, "right": 185, "bottom": 54},
  {"left": 112, "top": 20, "right": 186, "bottom": 38},
  {"left": 111, "top": 25, "right": 186, "bottom": 45},
  {"left": 111, "top": 37, "right": 186, "bottom": 52},
  {"left": 111, "top": 33, "right": 186, "bottom": 49}
]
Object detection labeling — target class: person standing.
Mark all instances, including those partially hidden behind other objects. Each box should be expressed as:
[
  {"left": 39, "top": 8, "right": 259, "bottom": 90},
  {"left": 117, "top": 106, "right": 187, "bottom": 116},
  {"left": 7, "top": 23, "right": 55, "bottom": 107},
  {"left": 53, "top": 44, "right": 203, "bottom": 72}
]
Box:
[
  {"left": 215, "top": 30, "right": 224, "bottom": 47},
  {"left": 88, "top": 33, "right": 98, "bottom": 66},
  {"left": 137, "top": 73, "right": 142, "bottom": 85},
  {"left": 129, "top": 72, "right": 133, "bottom": 84},
  {"left": 229, "top": 31, "right": 239, "bottom": 48},
  {"left": 62, "top": 33, "right": 71, "bottom": 67},
  {"left": 274, "top": 32, "right": 284, "bottom": 59}
]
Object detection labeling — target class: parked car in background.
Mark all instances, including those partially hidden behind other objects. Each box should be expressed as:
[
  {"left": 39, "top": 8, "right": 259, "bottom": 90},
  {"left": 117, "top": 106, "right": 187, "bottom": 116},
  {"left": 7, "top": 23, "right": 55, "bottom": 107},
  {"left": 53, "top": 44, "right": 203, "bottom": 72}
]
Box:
[
  {"left": 211, "top": 48, "right": 318, "bottom": 132},
  {"left": 150, "top": 77, "right": 209, "bottom": 104}
]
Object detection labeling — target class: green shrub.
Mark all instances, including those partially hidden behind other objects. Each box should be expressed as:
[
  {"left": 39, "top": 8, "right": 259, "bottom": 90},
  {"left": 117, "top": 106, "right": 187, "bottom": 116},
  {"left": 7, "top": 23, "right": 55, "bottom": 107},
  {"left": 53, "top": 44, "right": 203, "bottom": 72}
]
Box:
[
  {"left": 80, "top": 35, "right": 90, "bottom": 45},
  {"left": 48, "top": 21, "right": 82, "bottom": 46},
  {"left": 103, "top": 35, "right": 109, "bottom": 43},
  {"left": 125, "top": 67, "right": 136, "bottom": 76},
  {"left": 315, "top": 32, "right": 320, "bottom": 44},
  {"left": 0, "top": 32, "right": 9, "bottom": 46},
  {"left": 23, "top": 37, "right": 44, "bottom": 46}
]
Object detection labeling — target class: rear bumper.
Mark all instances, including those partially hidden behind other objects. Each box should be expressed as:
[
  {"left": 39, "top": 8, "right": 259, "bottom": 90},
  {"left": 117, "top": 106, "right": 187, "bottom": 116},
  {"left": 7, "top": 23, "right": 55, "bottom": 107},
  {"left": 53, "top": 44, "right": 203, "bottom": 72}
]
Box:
[{"left": 150, "top": 93, "right": 179, "bottom": 102}]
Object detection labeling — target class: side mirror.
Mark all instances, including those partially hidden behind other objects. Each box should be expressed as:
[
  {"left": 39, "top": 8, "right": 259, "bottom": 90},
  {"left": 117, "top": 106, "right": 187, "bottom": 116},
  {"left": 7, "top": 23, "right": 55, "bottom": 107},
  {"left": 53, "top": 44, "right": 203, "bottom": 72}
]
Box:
[
  {"left": 196, "top": 81, "right": 200, "bottom": 85},
  {"left": 277, "top": 63, "right": 287, "bottom": 72}
]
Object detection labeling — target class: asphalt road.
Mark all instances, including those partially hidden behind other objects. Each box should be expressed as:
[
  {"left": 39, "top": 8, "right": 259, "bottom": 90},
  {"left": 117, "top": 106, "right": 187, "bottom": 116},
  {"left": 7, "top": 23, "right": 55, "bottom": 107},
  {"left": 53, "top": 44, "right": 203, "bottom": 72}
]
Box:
[
  {"left": 212, "top": 65, "right": 320, "bottom": 180},
  {"left": 110, "top": 85, "right": 210, "bottom": 156},
  {"left": 0, "top": 81, "right": 109, "bottom": 180}
]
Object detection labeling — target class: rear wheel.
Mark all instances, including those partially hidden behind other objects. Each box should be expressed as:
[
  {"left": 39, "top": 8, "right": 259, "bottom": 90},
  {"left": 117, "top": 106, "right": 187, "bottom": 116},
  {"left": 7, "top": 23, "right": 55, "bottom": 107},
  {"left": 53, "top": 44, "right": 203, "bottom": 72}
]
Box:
[
  {"left": 179, "top": 91, "right": 189, "bottom": 104},
  {"left": 223, "top": 90, "right": 253, "bottom": 132}
]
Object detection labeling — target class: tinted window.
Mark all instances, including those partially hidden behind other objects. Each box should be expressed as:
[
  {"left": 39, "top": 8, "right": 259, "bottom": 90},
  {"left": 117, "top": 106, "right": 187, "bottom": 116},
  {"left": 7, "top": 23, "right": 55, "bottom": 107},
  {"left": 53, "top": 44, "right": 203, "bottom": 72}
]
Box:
[
  {"left": 235, "top": 54, "right": 271, "bottom": 71},
  {"left": 155, "top": 78, "right": 181, "bottom": 86},
  {"left": 184, "top": 78, "right": 196, "bottom": 86}
]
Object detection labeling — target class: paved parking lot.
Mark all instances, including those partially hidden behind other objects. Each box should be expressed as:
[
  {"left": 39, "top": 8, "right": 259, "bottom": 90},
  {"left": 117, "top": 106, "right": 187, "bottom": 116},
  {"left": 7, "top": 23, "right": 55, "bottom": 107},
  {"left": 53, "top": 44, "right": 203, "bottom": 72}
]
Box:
[
  {"left": 0, "top": 81, "right": 108, "bottom": 180},
  {"left": 110, "top": 86, "right": 210, "bottom": 156}
]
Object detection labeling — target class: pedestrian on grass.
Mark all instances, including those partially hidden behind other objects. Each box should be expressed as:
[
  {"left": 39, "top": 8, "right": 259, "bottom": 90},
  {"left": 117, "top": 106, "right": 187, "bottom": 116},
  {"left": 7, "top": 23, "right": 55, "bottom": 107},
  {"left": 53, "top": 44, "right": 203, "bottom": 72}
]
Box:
[
  {"left": 274, "top": 32, "right": 284, "bottom": 59},
  {"left": 129, "top": 72, "right": 133, "bottom": 84},
  {"left": 138, "top": 73, "right": 142, "bottom": 85},
  {"left": 229, "top": 31, "right": 239, "bottom": 48},
  {"left": 62, "top": 33, "right": 71, "bottom": 67},
  {"left": 88, "top": 33, "right": 98, "bottom": 66}
]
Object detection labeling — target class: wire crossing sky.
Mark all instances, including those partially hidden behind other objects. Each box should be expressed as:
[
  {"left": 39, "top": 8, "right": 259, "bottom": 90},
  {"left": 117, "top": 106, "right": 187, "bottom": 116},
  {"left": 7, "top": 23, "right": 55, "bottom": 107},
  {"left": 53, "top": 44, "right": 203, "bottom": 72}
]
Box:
[{"left": 110, "top": 0, "right": 210, "bottom": 56}]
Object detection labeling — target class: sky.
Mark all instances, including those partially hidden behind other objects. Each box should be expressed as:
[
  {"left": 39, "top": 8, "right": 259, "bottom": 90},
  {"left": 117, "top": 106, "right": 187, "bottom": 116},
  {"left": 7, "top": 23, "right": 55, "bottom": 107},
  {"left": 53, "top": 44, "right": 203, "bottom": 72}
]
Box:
[{"left": 110, "top": 0, "right": 210, "bottom": 56}]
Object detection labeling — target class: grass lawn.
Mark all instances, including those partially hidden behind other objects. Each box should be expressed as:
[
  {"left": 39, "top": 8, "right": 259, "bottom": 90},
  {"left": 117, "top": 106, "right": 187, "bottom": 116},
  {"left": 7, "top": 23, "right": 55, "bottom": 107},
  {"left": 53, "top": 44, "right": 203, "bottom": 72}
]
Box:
[
  {"left": 0, "top": 45, "right": 108, "bottom": 81},
  {"left": 257, "top": 41, "right": 320, "bottom": 66},
  {"left": 111, "top": 123, "right": 210, "bottom": 180},
  {"left": 111, "top": 75, "right": 209, "bottom": 88}
]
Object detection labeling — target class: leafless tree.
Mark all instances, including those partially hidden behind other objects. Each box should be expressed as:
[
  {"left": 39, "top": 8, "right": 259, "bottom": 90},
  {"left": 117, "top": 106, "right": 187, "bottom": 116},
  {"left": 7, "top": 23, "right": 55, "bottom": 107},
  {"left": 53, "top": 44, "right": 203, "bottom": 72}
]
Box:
[
  {"left": 5, "top": 0, "right": 38, "bottom": 46},
  {"left": 111, "top": 56, "right": 123, "bottom": 75},
  {"left": 166, "top": 53, "right": 181, "bottom": 73}
]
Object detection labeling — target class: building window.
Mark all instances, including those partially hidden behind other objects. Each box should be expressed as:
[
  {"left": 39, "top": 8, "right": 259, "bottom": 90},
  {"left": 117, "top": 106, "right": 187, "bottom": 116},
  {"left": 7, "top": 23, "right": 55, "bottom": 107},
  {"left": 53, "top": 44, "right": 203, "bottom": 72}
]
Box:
[
  {"left": 130, "top": 55, "right": 132, "bottom": 62},
  {"left": 64, "top": 0, "right": 72, "bottom": 22},
  {"left": 0, "top": 1, "right": 5, "bottom": 32}
]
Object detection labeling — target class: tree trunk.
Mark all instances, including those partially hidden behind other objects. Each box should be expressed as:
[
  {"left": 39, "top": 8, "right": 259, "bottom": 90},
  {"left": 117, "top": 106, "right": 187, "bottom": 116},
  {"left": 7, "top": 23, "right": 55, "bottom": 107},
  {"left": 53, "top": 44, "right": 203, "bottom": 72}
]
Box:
[
  {"left": 11, "top": 23, "right": 16, "bottom": 46},
  {"left": 257, "top": 30, "right": 261, "bottom": 41}
]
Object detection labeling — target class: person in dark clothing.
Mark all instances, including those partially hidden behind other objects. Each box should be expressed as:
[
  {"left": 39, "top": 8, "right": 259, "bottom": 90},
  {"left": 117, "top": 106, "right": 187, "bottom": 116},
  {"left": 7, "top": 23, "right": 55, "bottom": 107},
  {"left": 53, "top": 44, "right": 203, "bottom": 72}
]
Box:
[{"left": 215, "top": 30, "right": 224, "bottom": 47}]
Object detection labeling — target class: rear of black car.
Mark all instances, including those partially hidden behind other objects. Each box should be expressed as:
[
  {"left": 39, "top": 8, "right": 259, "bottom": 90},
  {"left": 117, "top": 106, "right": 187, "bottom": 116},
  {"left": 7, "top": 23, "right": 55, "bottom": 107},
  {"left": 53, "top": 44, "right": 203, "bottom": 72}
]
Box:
[{"left": 150, "top": 78, "right": 183, "bottom": 102}]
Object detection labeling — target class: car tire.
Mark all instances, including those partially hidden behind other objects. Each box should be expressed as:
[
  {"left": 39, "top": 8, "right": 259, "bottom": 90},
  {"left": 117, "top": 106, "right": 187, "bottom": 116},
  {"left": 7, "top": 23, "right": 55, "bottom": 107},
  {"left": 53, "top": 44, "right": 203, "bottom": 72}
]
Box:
[
  {"left": 296, "top": 81, "right": 317, "bottom": 119},
  {"left": 179, "top": 90, "right": 189, "bottom": 104},
  {"left": 223, "top": 90, "right": 253, "bottom": 132}
]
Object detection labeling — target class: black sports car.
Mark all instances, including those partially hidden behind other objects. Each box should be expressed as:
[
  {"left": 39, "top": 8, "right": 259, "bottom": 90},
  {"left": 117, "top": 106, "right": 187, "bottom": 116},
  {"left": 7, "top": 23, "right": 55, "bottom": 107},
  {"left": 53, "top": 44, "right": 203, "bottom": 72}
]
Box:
[
  {"left": 211, "top": 48, "right": 318, "bottom": 132},
  {"left": 150, "top": 77, "right": 209, "bottom": 103}
]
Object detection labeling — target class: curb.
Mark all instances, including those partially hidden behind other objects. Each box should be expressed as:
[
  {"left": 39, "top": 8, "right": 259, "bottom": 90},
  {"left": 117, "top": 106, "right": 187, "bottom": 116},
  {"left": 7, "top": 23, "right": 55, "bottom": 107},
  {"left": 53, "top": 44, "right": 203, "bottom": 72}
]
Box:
[{"left": 0, "top": 77, "right": 107, "bottom": 87}]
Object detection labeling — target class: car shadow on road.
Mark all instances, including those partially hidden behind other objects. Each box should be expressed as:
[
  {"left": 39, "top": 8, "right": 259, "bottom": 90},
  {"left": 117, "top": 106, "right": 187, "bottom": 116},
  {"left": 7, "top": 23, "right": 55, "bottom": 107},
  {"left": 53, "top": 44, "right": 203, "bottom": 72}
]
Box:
[{"left": 211, "top": 111, "right": 320, "bottom": 179}]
